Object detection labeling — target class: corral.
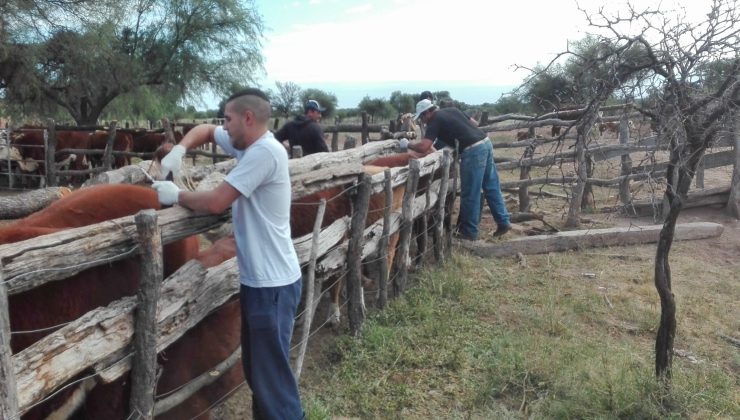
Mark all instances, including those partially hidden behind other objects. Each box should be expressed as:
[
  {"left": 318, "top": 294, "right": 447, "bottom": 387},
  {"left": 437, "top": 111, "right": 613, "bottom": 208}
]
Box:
[
  {"left": 0, "top": 138, "right": 455, "bottom": 419},
  {"left": 0, "top": 104, "right": 738, "bottom": 418}
]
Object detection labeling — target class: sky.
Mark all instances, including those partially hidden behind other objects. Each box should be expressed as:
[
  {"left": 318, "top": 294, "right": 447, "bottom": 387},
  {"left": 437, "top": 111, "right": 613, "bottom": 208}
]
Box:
[{"left": 244, "top": 0, "right": 708, "bottom": 108}]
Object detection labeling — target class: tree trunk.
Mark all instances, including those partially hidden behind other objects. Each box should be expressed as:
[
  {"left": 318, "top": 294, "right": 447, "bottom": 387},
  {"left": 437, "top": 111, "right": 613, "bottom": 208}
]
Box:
[
  {"left": 727, "top": 112, "right": 740, "bottom": 218},
  {"left": 654, "top": 139, "right": 705, "bottom": 387},
  {"left": 566, "top": 133, "right": 587, "bottom": 227}
]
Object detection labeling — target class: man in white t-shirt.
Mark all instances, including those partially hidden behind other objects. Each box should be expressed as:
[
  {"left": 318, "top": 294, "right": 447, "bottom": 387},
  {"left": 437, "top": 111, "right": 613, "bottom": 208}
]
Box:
[{"left": 152, "top": 88, "right": 304, "bottom": 419}]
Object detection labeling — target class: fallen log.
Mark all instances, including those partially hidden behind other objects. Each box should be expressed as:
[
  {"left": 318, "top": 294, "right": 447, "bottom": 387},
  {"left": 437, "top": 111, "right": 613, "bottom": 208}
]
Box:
[
  {"left": 456, "top": 222, "right": 724, "bottom": 258},
  {"left": 0, "top": 187, "right": 72, "bottom": 219}
]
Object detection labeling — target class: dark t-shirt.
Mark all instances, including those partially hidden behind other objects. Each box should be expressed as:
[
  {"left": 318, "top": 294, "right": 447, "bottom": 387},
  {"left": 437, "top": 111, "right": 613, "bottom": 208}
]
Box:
[
  {"left": 424, "top": 108, "right": 487, "bottom": 150},
  {"left": 274, "top": 115, "right": 329, "bottom": 155}
]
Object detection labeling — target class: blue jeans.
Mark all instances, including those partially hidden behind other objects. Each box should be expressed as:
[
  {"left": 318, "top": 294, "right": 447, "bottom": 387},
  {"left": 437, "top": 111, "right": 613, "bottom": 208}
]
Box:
[
  {"left": 240, "top": 279, "right": 304, "bottom": 420},
  {"left": 458, "top": 139, "right": 510, "bottom": 240}
]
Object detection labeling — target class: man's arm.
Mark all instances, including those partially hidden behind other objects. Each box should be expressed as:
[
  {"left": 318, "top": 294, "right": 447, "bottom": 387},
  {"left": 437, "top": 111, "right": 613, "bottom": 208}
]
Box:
[
  {"left": 178, "top": 124, "right": 218, "bottom": 150},
  {"left": 407, "top": 138, "right": 435, "bottom": 155},
  {"left": 159, "top": 124, "right": 218, "bottom": 179},
  {"left": 178, "top": 181, "right": 241, "bottom": 214}
]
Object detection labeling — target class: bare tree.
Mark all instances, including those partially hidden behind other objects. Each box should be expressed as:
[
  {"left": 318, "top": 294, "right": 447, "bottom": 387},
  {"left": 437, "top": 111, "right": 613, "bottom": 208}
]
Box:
[
  {"left": 272, "top": 81, "right": 302, "bottom": 117},
  {"left": 519, "top": 0, "right": 740, "bottom": 393},
  {"left": 586, "top": 0, "right": 740, "bottom": 390}
]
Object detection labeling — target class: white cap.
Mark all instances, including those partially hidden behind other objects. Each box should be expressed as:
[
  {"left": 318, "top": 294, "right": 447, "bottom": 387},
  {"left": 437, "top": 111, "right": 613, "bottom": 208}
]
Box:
[{"left": 414, "top": 99, "right": 435, "bottom": 120}]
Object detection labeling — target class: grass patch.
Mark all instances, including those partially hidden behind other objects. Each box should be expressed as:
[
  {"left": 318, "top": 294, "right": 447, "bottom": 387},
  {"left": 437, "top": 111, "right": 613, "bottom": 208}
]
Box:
[{"left": 300, "top": 250, "right": 739, "bottom": 419}]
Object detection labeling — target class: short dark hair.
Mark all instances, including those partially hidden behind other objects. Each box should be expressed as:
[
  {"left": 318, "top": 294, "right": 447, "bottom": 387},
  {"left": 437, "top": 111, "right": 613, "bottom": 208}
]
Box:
[
  {"left": 419, "top": 90, "right": 434, "bottom": 101},
  {"left": 226, "top": 88, "right": 272, "bottom": 121},
  {"left": 227, "top": 88, "right": 270, "bottom": 103}
]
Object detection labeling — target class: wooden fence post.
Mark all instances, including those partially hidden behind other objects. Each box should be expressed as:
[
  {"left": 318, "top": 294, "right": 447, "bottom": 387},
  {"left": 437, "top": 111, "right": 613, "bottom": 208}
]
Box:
[
  {"left": 695, "top": 156, "right": 705, "bottom": 188},
  {"left": 480, "top": 111, "right": 489, "bottom": 126},
  {"left": 293, "top": 199, "right": 326, "bottom": 379},
  {"left": 566, "top": 131, "right": 587, "bottom": 227},
  {"left": 129, "top": 209, "right": 164, "bottom": 419},
  {"left": 291, "top": 146, "right": 303, "bottom": 159},
  {"left": 727, "top": 111, "right": 740, "bottom": 218},
  {"left": 582, "top": 151, "right": 595, "bottom": 209},
  {"left": 434, "top": 150, "right": 452, "bottom": 263},
  {"left": 6, "top": 126, "right": 13, "bottom": 189},
  {"left": 102, "top": 121, "right": 118, "bottom": 172},
  {"left": 45, "top": 119, "right": 57, "bottom": 187},
  {"left": 343, "top": 136, "right": 356, "bottom": 150},
  {"left": 619, "top": 115, "right": 633, "bottom": 207},
  {"left": 413, "top": 177, "right": 431, "bottom": 268},
  {"left": 519, "top": 144, "right": 534, "bottom": 211},
  {"left": 445, "top": 142, "right": 460, "bottom": 257},
  {"left": 393, "top": 159, "right": 420, "bottom": 296},
  {"left": 361, "top": 112, "right": 369, "bottom": 145},
  {"left": 0, "top": 281, "right": 20, "bottom": 420},
  {"left": 377, "top": 169, "right": 392, "bottom": 310},
  {"left": 161, "top": 118, "right": 175, "bottom": 144},
  {"left": 347, "top": 174, "right": 372, "bottom": 336},
  {"left": 274, "top": 118, "right": 280, "bottom": 131},
  {"left": 331, "top": 118, "right": 339, "bottom": 152}
]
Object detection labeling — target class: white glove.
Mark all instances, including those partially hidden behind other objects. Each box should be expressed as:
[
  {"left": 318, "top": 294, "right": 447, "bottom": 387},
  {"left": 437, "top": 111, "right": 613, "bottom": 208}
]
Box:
[
  {"left": 152, "top": 181, "right": 181, "bottom": 206},
  {"left": 398, "top": 138, "right": 409, "bottom": 151},
  {"left": 160, "top": 144, "right": 186, "bottom": 180}
]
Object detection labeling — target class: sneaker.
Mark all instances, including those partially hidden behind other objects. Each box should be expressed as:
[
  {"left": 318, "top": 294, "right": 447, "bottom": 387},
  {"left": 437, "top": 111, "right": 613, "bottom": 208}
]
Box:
[{"left": 493, "top": 224, "right": 512, "bottom": 237}]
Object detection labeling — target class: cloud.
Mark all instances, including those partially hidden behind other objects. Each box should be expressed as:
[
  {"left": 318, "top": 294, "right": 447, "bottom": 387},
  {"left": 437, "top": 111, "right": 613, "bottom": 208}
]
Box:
[
  {"left": 261, "top": 0, "right": 709, "bottom": 88},
  {"left": 345, "top": 3, "right": 373, "bottom": 14}
]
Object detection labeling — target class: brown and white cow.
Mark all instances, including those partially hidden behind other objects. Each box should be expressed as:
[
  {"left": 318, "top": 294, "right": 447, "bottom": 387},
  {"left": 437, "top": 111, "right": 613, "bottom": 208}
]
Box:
[
  {"left": 88, "top": 130, "right": 134, "bottom": 168},
  {"left": 11, "top": 129, "right": 91, "bottom": 183},
  {"left": 132, "top": 131, "right": 184, "bottom": 155},
  {"left": 2, "top": 184, "right": 243, "bottom": 419}
]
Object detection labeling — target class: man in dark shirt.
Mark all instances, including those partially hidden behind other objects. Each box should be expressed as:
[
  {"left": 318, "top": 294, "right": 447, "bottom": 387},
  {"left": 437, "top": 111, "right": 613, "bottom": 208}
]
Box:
[
  {"left": 274, "top": 99, "right": 330, "bottom": 156},
  {"left": 403, "top": 99, "right": 511, "bottom": 240}
]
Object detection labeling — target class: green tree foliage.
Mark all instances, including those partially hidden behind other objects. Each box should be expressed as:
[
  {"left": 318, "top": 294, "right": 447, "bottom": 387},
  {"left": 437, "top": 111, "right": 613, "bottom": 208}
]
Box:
[
  {"left": 100, "top": 85, "right": 181, "bottom": 123},
  {"left": 491, "top": 95, "right": 529, "bottom": 114},
  {"left": 299, "top": 88, "right": 337, "bottom": 117},
  {"left": 521, "top": 65, "right": 573, "bottom": 112},
  {"left": 389, "top": 91, "right": 416, "bottom": 115},
  {"left": 0, "top": 0, "right": 264, "bottom": 125},
  {"left": 357, "top": 96, "right": 394, "bottom": 122}
]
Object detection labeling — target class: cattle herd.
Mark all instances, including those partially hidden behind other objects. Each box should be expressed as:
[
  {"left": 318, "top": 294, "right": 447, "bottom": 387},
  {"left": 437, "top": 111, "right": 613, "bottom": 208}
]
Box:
[
  {"left": 0, "top": 142, "right": 445, "bottom": 418},
  {"left": 1, "top": 126, "right": 187, "bottom": 187}
]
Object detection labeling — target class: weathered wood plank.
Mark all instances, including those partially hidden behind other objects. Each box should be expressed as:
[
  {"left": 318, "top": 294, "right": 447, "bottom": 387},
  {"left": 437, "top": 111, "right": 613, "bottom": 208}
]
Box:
[
  {"left": 0, "top": 187, "right": 71, "bottom": 219},
  {"left": 456, "top": 222, "right": 724, "bottom": 258},
  {"left": 0, "top": 207, "right": 229, "bottom": 295}
]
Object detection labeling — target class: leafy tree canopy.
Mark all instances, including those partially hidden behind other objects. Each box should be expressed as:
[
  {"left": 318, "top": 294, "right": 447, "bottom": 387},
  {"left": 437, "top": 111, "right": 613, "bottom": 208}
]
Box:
[
  {"left": 357, "top": 95, "right": 394, "bottom": 122},
  {"left": 0, "top": 0, "right": 265, "bottom": 125}
]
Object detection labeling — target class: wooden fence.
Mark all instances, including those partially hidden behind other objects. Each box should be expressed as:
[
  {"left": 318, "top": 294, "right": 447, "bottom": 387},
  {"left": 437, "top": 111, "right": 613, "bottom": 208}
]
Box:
[
  {"left": 479, "top": 104, "right": 739, "bottom": 220},
  {"left": 0, "top": 141, "right": 455, "bottom": 418}
]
